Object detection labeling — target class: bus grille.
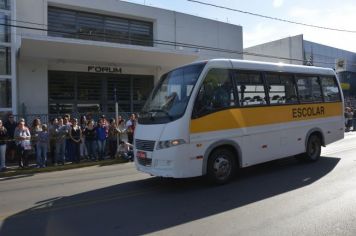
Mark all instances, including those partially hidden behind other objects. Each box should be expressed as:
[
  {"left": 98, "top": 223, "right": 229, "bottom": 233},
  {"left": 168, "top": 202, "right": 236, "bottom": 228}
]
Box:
[
  {"left": 138, "top": 157, "right": 152, "bottom": 167},
  {"left": 135, "top": 139, "right": 155, "bottom": 152}
]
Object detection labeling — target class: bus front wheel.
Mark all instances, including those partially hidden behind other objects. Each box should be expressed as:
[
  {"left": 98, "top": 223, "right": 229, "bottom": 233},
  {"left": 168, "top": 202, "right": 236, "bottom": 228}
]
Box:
[
  {"left": 207, "top": 148, "right": 236, "bottom": 184},
  {"left": 303, "top": 134, "right": 321, "bottom": 162}
]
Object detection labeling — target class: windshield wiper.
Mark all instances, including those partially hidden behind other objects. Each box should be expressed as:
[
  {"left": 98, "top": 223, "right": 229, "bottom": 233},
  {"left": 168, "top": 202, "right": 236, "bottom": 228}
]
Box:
[
  {"left": 148, "top": 109, "right": 173, "bottom": 120},
  {"left": 140, "top": 110, "right": 155, "bottom": 121}
]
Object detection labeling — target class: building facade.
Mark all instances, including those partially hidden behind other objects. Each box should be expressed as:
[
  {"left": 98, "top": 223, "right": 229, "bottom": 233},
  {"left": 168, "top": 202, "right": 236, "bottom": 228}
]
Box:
[
  {"left": 244, "top": 34, "right": 356, "bottom": 97},
  {"left": 1, "top": 0, "right": 243, "bottom": 117}
]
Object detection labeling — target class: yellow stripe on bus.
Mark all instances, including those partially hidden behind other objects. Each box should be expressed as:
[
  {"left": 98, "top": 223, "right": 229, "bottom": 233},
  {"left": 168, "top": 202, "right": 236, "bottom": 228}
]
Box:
[{"left": 190, "top": 102, "right": 343, "bottom": 134}]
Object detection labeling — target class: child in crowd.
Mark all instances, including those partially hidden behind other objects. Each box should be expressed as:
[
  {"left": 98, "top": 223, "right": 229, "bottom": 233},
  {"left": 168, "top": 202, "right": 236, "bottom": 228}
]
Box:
[{"left": 118, "top": 140, "right": 134, "bottom": 161}]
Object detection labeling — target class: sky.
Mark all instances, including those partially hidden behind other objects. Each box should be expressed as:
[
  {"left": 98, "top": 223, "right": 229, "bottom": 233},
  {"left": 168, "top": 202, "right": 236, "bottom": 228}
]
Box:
[{"left": 122, "top": 0, "right": 356, "bottom": 53}]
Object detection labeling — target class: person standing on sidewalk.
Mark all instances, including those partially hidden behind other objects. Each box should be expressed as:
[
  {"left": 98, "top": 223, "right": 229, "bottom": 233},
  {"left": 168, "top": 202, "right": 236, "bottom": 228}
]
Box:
[
  {"left": 36, "top": 124, "right": 49, "bottom": 168},
  {"left": 55, "top": 117, "right": 68, "bottom": 165},
  {"left": 48, "top": 117, "right": 58, "bottom": 165},
  {"left": 79, "top": 115, "right": 88, "bottom": 160},
  {"left": 69, "top": 118, "right": 82, "bottom": 164},
  {"left": 108, "top": 118, "right": 119, "bottom": 159},
  {"left": 83, "top": 119, "right": 97, "bottom": 161},
  {"left": 125, "top": 113, "right": 136, "bottom": 144},
  {"left": 30, "top": 118, "right": 42, "bottom": 159},
  {"left": 0, "top": 119, "right": 8, "bottom": 171},
  {"left": 63, "top": 116, "right": 72, "bottom": 162},
  {"left": 14, "top": 119, "right": 31, "bottom": 168},
  {"left": 96, "top": 118, "right": 108, "bottom": 160},
  {"left": 4, "top": 113, "right": 17, "bottom": 162}
]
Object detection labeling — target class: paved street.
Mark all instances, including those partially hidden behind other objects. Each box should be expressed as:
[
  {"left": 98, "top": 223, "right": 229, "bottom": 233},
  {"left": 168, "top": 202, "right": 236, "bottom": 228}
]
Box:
[{"left": 1, "top": 132, "right": 356, "bottom": 236}]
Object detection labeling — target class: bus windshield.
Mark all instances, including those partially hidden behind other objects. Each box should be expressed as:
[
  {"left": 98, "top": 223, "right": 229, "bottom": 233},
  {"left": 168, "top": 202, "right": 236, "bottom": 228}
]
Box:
[{"left": 139, "top": 62, "right": 206, "bottom": 124}]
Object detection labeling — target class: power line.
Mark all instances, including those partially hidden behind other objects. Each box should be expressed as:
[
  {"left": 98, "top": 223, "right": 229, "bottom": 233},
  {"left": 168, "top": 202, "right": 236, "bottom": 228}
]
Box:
[
  {"left": 187, "top": 0, "right": 356, "bottom": 34},
  {"left": 2, "top": 20, "right": 356, "bottom": 67},
  {"left": 1, "top": 3, "right": 355, "bottom": 66}
]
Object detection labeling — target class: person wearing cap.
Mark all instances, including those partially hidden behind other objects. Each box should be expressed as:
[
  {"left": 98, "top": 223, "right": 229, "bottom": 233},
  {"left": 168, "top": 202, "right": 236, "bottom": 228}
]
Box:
[
  {"left": 100, "top": 114, "right": 109, "bottom": 127},
  {"left": 14, "top": 118, "right": 31, "bottom": 168}
]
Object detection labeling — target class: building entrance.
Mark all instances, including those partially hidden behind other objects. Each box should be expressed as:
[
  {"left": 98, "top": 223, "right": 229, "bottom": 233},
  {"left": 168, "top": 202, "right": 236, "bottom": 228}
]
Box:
[{"left": 48, "top": 71, "right": 154, "bottom": 115}]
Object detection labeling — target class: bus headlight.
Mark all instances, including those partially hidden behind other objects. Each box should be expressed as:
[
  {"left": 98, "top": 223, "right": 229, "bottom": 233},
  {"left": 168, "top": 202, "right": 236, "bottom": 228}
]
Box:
[{"left": 157, "top": 139, "right": 186, "bottom": 150}]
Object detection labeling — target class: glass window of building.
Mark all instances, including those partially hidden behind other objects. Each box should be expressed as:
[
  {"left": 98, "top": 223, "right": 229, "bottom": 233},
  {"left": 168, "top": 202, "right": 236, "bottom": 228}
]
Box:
[
  {"left": 48, "top": 8, "right": 77, "bottom": 38},
  {"left": 48, "top": 7, "right": 153, "bottom": 47},
  {"left": 0, "top": 79, "right": 11, "bottom": 108},
  {"left": 0, "top": 13, "right": 10, "bottom": 42},
  {"left": 0, "top": 0, "right": 9, "bottom": 10},
  {"left": 0, "top": 47, "right": 10, "bottom": 75}
]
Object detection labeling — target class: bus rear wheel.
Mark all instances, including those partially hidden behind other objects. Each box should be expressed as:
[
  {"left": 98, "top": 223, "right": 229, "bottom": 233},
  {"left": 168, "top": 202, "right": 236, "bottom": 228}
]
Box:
[
  {"left": 303, "top": 134, "right": 321, "bottom": 162},
  {"left": 207, "top": 148, "right": 236, "bottom": 184}
]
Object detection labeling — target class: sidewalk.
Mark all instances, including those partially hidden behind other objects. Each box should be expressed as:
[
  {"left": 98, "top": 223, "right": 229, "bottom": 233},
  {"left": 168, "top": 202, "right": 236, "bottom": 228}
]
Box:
[
  {"left": 0, "top": 157, "right": 128, "bottom": 179},
  {"left": 344, "top": 130, "right": 356, "bottom": 137}
]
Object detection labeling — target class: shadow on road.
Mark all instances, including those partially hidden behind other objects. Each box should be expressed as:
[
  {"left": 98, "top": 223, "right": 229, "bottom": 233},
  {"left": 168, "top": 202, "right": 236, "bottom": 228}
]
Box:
[{"left": 0, "top": 156, "right": 340, "bottom": 236}]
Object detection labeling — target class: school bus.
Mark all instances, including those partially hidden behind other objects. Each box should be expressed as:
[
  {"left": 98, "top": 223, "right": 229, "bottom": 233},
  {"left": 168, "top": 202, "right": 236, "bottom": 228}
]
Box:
[{"left": 135, "top": 59, "right": 344, "bottom": 184}]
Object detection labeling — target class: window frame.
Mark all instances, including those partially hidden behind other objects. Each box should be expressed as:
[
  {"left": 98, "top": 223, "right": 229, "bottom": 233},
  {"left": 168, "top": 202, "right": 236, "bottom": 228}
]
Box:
[
  {"left": 233, "top": 70, "right": 268, "bottom": 108},
  {"left": 294, "top": 74, "right": 325, "bottom": 104},
  {"left": 264, "top": 72, "right": 301, "bottom": 106},
  {"left": 48, "top": 6, "right": 154, "bottom": 47},
  {"left": 319, "top": 76, "right": 342, "bottom": 103},
  {"left": 192, "top": 68, "right": 237, "bottom": 119}
]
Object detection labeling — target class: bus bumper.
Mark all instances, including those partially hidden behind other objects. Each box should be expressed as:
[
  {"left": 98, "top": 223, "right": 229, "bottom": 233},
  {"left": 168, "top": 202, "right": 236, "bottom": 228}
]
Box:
[{"left": 134, "top": 144, "right": 204, "bottom": 178}]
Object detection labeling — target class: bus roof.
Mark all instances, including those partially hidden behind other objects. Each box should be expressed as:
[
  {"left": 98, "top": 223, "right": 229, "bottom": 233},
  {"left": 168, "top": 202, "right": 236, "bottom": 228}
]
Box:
[{"left": 205, "top": 59, "right": 336, "bottom": 76}]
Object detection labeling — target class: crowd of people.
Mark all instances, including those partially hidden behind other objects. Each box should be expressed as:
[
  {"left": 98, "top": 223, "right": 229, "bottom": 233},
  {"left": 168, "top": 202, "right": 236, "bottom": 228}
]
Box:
[
  {"left": 344, "top": 107, "right": 356, "bottom": 132},
  {"left": 0, "top": 113, "right": 137, "bottom": 171}
]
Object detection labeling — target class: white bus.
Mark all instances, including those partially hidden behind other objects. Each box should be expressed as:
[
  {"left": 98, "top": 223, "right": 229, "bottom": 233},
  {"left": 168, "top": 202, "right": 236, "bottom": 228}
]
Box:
[{"left": 134, "top": 59, "right": 344, "bottom": 184}]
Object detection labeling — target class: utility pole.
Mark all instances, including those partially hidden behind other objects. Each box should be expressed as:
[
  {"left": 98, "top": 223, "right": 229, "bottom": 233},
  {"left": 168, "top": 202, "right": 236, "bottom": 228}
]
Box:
[{"left": 114, "top": 87, "right": 120, "bottom": 154}]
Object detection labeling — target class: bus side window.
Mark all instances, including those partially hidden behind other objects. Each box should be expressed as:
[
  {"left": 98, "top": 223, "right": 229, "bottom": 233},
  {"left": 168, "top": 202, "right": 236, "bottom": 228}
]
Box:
[
  {"left": 320, "top": 76, "right": 341, "bottom": 102},
  {"left": 234, "top": 71, "right": 266, "bottom": 106},
  {"left": 296, "top": 75, "right": 323, "bottom": 103},
  {"left": 265, "top": 73, "right": 298, "bottom": 105},
  {"left": 193, "top": 68, "right": 235, "bottom": 117}
]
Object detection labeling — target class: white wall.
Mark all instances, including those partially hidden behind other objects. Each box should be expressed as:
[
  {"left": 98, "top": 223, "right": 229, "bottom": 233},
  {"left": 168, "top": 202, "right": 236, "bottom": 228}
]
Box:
[
  {"left": 16, "top": 0, "right": 243, "bottom": 60},
  {"left": 16, "top": 0, "right": 47, "bottom": 36},
  {"left": 244, "top": 35, "right": 304, "bottom": 65},
  {"left": 175, "top": 12, "right": 242, "bottom": 59},
  {"left": 18, "top": 59, "right": 48, "bottom": 114}
]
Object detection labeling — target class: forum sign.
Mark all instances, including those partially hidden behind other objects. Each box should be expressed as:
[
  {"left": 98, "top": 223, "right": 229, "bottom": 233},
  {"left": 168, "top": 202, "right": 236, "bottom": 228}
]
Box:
[{"left": 88, "top": 66, "right": 122, "bottom": 74}]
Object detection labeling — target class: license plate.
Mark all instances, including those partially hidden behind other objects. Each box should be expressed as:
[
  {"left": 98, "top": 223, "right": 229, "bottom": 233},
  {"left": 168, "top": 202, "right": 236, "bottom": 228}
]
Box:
[{"left": 136, "top": 151, "right": 147, "bottom": 159}]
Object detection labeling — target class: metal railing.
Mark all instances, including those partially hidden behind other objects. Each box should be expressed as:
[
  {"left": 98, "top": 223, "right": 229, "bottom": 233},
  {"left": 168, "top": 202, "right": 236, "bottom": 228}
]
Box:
[{"left": 1, "top": 112, "right": 133, "bottom": 126}]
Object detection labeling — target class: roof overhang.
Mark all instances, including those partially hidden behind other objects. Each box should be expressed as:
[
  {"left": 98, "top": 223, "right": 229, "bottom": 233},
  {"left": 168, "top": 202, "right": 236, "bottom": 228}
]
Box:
[{"left": 19, "top": 36, "right": 199, "bottom": 68}]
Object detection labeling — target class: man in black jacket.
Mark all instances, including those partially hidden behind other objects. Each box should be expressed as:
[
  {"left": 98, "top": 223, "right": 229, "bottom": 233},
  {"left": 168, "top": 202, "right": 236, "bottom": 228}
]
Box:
[{"left": 4, "top": 113, "right": 17, "bottom": 162}]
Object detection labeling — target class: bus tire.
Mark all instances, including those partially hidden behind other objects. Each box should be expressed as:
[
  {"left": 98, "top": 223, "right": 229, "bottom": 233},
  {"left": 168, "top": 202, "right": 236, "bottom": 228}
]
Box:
[
  {"left": 303, "top": 134, "right": 321, "bottom": 162},
  {"left": 207, "top": 148, "right": 236, "bottom": 184}
]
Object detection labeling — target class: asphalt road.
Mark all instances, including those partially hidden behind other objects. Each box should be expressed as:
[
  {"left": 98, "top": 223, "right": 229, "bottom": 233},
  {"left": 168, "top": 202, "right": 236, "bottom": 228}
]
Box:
[{"left": 1, "top": 132, "right": 356, "bottom": 236}]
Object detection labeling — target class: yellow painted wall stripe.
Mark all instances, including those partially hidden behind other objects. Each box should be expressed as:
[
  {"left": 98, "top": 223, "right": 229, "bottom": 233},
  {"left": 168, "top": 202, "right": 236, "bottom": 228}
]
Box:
[{"left": 190, "top": 102, "right": 343, "bottom": 134}]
